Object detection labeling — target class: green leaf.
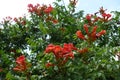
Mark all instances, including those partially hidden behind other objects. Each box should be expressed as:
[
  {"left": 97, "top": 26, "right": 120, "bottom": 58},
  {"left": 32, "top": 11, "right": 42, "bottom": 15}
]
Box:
[
  {"left": 39, "top": 22, "right": 47, "bottom": 34},
  {"left": 56, "top": 0, "right": 62, "bottom": 2},
  {"left": 5, "top": 72, "right": 14, "bottom": 80}
]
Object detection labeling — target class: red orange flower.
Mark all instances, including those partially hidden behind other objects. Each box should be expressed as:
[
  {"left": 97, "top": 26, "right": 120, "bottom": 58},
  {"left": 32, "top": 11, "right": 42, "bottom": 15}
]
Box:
[
  {"left": 64, "top": 52, "right": 74, "bottom": 59},
  {"left": 13, "top": 55, "right": 30, "bottom": 72},
  {"left": 13, "top": 17, "right": 26, "bottom": 25},
  {"left": 96, "top": 30, "right": 106, "bottom": 37},
  {"left": 52, "top": 19, "right": 58, "bottom": 24},
  {"left": 97, "top": 7, "right": 112, "bottom": 22},
  {"left": 76, "top": 24, "right": 106, "bottom": 42},
  {"left": 45, "top": 62, "right": 54, "bottom": 68},
  {"left": 83, "top": 24, "right": 89, "bottom": 35},
  {"left": 53, "top": 45, "right": 63, "bottom": 58},
  {"left": 44, "top": 5, "right": 53, "bottom": 14},
  {"left": 44, "top": 44, "right": 55, "bottom": 53},
  {"left": 85, "top": 14, "right": 99, "bottom": 26},
  {"left": 2, "top": 16, "right": 12, "bottom": 24},
  {"left": 93, "top": 17, "right": 99, "bottom": 23},
  {"left": 63, "top": 43, "right": 77, "bottom": 53},
  {"left": 90, "top": 26, "right": 98, "bottom": 41},
  {"left": 76, "top": 30, "right": 86, "bottom": 40},
  {"left": 45, "top": 43, "right": 77, "bottom": 67},
  {"left": 16, "top": 55, "right": 25, "bottom": 64},
  {"left": 86, "top": 14, "right": 93, "bottom": 21},
  {"left": 77, "top": 48, "right": 89, "bottom": 54},
  {"left": 28, "top": 4, "right": 50, "bottom": 16},
  {"left": 101, "top": 13, "right": 111, "bottom": 22}
]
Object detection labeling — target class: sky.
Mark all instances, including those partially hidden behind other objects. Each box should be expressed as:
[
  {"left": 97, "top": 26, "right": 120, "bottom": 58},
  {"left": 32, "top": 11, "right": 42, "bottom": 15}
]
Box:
[
  {"left": 0, "top": 0, "right": 120, "bottom": 21},
  {"left": 76, "top": 0, "right": 120, "bottom": 13}
]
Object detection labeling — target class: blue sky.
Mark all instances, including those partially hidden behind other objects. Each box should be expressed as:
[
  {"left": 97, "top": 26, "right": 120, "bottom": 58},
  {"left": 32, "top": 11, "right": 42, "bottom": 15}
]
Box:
[
  {"left": 0, "top": 0, "right": 120, "bottom": 21},
  {"left": 76, "top": 0, "right": 120, "bottom": 14}
]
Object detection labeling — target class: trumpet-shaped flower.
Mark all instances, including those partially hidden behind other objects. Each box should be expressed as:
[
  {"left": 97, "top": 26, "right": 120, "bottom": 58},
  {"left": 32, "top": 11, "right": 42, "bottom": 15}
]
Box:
[
  {"left": 76, "top": 24, "right": 106, "bottom": 42},
  {"left": 13, "top": 55, "right": 30, "bottom": 72},
  {"left": 45, "top": 43, "right": 77, "bottom": 67}
]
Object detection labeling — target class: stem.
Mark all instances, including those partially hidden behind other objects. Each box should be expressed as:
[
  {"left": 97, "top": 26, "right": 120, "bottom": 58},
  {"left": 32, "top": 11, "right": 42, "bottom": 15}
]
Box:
[{"left": 25, "top": 71, "right": 30, "bottom": 80}]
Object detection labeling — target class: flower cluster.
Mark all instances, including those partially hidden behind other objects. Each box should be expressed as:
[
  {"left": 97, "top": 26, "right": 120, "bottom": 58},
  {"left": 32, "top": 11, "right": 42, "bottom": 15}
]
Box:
[
  {"left": 77, "top": 48, "right": 89, "bottom": 54},
  {"left": 99, "top": 12, "right": 111, "bottom": 22},
  {"left": 28, "top": 4, "right": 53, "bottom": 15},
  {"left": 85, "top": 7, "right": 112, "bottom": 26},
  {"left": 45, "top": 16, "right": 58, "bottom": 24},
  {"left": 45, "top": 43, "right": 77, "bottom": 67},
  {"left": 2, "top": 16, "right": 12, "bottom": 24},
  {"left": 13, "top": 55, "right": 30, "bottom": 72},
  {"left": 85, "top": 14, "right": 99, "bottom": 26},
  {"left": 28, "top": 4, "right": 58, "bottom": 24},
  {"left": 97, "top": 7, "right": 112, "bottom": 22},
  {"left": 14, "top": 17, "right": 26, "bottom": 25},
  {"left": 76, "top": 24, "right": 106, "bottom": 42}
]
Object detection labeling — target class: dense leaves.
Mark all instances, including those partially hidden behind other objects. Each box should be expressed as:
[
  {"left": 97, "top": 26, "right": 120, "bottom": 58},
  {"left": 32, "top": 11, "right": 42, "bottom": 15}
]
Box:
[{"left": 0, "top": 0, "right": 120, "bottom": 80}]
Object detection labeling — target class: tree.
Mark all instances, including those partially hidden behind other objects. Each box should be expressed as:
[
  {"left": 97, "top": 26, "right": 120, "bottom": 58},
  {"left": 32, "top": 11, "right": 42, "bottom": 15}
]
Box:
[{"left": 0, "top": 0, "right": 120, "bottom": 80}]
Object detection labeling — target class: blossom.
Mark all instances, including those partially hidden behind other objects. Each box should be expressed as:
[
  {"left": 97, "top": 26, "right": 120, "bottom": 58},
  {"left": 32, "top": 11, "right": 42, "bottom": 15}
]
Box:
[
  {"left": 45, "top": 44, "right": 55, "bottom": 53},
  {"left": 27, "top": 4, "right": 34, "bottom": 13},
  {"left": 53, "top": 45, "right": 62, "bottom": 54},
  {"left": 16, "top": 55, "right": 25, "bottom": 64},
  {"left": 13, "top": 17, "right": 26, "bottom": 25},
  {"left": 27, "top": 3, "right": 47, "bottom": 16},
  {"left": 45, "top": 43, "right": 77, "bottom": 67},
  {"left": 76, "top": 30, "right": 86, "bottom": 40},
  {"left": 97, "top": 7, "right": 112, "bottom": 22},
  {"left": 64, "top": 52, "right": 74, "bottom": 59},
  {"left": 90, "top": 26, "right": 98, "bottom": 41},
  {"left": 28, "top": 4, "right": 33, "bottom": 8},
  {"left": 96, "top": 30, "right": 106, "bottom": 37},
  {"left": 52, "top": 19, "right": 58, "bottom": 24},
  {"left": 93, "top": 17, "right": 99, "bottom": 23},
  {"left": 2, "top": 16, "right": 12, "bottom": 24},
  {"left": 44, "top": 5, "right": 53, "bottom": 14},
  {"left": 76, "top": 24, "right": 106, "bottom": 42},
  {"left": 77, "top": 48, "right": 89, "bottom": 54},
  {"left": 86, "top": 14, "right": 92, "bottom": 21},
  {"left": 83, "top": 24, "right": 89, "bottom": 35},
  {"left": 101, "top": 13, "right": 111, "bottom": 22},
  {"left": 13, "top": 18, "right": 18, "bottom": 23},
  {"left": 13, "top": 55, "right": 30, "bottom": 72},
  {"left": 28, "top": 3, "right": 40, "bottom": 13},
  {"left": 63, "top": 43, "right": 77, "bottom": 53},
  {"left": 85, "top": 14, "right": 99, "bottom": 25},
  {"left": 45, "top": 62, "right": 54, "bottom": 68}
]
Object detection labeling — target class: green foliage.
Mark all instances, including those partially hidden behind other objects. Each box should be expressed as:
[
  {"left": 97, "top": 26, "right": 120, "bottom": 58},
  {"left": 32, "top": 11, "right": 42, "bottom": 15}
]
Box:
[{"left": 0, "top": 0, "right": 120, "bottom": 80}]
